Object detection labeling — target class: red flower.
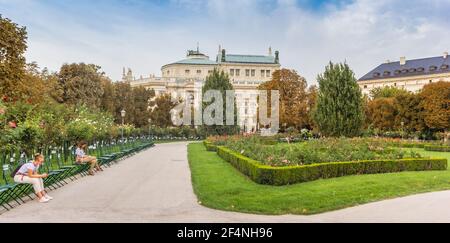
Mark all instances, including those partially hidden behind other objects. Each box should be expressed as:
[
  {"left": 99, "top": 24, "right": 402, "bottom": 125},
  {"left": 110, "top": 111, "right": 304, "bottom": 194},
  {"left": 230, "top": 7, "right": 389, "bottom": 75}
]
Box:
[
  {"left": 9, "top": 121, "right": 17, "bottom": 128},
  {"left": 2, "top": 95, "right": 8, "bottom": 102}
]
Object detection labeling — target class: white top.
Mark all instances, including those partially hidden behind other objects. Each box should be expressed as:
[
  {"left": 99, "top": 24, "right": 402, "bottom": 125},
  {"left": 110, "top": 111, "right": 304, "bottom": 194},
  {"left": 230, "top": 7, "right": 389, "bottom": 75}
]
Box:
[
  {"left": 17, "top": 162, "right": 39, "bottom": 175},
  {"left": 75, "top": 148, "right": 86, "bottom": 158}
]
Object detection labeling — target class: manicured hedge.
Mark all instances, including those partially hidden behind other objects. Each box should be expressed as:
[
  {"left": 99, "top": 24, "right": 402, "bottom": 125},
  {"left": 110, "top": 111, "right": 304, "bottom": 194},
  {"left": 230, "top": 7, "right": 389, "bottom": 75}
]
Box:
[
  {"left": 215, "top": 146, "right": 448, "bottom": 186},
  {"left": 425, "top": 145, "right": 450, "bottom": 152},
  {"left": 203, "top": 141, "right": 218, "bottom": 152}
]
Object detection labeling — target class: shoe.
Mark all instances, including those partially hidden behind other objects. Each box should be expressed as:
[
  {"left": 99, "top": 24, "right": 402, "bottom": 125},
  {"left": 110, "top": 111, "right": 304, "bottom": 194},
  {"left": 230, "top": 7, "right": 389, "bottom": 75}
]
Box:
[
  {"left": 45, "top": 195, "right": 53, "bottom": 200},
  {"left": 39, "top": 197, "right": 50, "bottom": 203}
]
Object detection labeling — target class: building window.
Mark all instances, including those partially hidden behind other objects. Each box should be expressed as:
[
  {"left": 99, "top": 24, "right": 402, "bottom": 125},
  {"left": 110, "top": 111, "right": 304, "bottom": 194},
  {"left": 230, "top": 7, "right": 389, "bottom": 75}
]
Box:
[
  {"left": 208, "top": 70, "right": 213, "bottom": 74},
  {"left": 261, "top": 70, "right": 265, "bottom": 77},
  {"left": 167, "top": 70, "right": 170, "bottom": 75},
  {"left": 429, "top": 80, "right": 433, "bottom": 83},
  {"left": 185, "top": 70, "right": 190, "bottom": 75},
  {"left": 236, "top": 69, "right": 240, "bottom": 77},
  {"left": 266, "top": 70, "right": 271, "bottom": 78},
  {"left": 394, "top": 83, "right": 397, "bottom": 87},
  {"left": 230, "top": 69, "right": 235, "bottom": 76},
  {"left": 197, "top": 70, "right": 202, "bottom": 74},
  {"left": 246, "top": 69, "right": 250, "bottom": 77},
  {"left": 251, "top": 69, "right": 255, "bottom": 77},
  {"left": 364, "top": 85, "right": 368, "bottom": 89}
]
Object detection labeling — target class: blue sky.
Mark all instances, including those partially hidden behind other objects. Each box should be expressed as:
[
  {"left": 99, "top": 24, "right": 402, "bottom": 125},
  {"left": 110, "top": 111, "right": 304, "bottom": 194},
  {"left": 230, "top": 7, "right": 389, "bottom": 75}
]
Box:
[{"left": 1, "top": 0, "right": 449, "bottom": 84}]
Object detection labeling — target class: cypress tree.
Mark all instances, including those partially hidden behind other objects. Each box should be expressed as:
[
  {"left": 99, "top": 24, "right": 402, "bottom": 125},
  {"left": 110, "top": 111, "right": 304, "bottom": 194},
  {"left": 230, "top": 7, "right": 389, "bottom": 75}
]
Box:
[
  {"left": 201, "top": 69, "right": 239, "bottom": 136},
  {"left": 313, "top": 62, "right": 364, "bottom": 137}
]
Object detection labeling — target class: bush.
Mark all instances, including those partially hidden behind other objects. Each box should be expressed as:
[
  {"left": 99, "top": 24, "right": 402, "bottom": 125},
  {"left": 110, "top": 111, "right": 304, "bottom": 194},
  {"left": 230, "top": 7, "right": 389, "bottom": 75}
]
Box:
[
  {"left": 215, "top": 146, "right": 448, "bottom": 186},
  {"left": 425, "top": 145, "right": 450, "bottom": 152}
]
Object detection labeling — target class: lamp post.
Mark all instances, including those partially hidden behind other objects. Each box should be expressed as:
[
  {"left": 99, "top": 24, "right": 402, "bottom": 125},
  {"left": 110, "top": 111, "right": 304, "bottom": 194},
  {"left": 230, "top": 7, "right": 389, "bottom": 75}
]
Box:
[{"left": 121, "top": 109, "right": 126, "bottom": 142}]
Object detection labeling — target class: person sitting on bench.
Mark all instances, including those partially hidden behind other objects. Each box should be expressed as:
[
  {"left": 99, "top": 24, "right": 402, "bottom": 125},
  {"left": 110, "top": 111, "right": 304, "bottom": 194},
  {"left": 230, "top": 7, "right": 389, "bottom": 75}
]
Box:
[
  {"left": 75, "top": 141, "right": 103, "bottom": 176},
  {"left": 14, "top": 153, "right": 53, "bottom": 203}
]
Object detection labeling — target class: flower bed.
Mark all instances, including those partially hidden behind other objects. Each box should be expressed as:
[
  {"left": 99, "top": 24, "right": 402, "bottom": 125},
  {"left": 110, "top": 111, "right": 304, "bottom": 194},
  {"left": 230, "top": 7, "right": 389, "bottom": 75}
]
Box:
[
  {"left": 215, "top": 145, "right": 448, "bottom": 186},
  {"left": 207, "top": 136, "right": 423, "bottom": 167}
]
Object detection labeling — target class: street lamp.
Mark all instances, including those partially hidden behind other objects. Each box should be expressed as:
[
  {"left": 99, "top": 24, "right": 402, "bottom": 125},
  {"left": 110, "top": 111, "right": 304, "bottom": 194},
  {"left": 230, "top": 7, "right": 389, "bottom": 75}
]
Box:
[{"left": 121, "top": 109, "right": 126, "bottom": 141}]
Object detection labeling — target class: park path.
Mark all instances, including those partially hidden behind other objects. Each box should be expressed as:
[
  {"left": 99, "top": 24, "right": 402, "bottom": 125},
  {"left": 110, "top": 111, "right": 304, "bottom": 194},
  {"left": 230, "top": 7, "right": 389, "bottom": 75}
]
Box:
[{"left": 1, "top": 142, "right": 450, "bottom": 223}]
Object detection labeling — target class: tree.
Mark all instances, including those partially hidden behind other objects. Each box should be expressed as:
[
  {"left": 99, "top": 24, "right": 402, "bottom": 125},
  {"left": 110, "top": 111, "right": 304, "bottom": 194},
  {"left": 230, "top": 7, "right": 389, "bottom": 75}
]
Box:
[
  {"left": 366, "top": 97, "right": 397, "bottom": 131},
  {"left": 112, "top": 81, "right": 134, "bottom": 125},
  {"left": 56, "top": 63, "right": 105, "bottom": 109},
  {"left": 305, "top": 85, "right": 318, "bottom": 130},
  {"left": 259, "top": 69, "right": 308, "bottom": 130},
  {"left": 201, "top": 69, "right": 239, "bottom": 136},
  {"left": 0, "top": 15, "right": 28, "bottom": 101},
  {"left": 394, "top": 92, "right": 425, "bottom": 133},
  {"left": 313, "top": 62, "right": 365, "bottom": 137},
  {"left": 132, "top": 86, "right": 154, "bottom": 127},
  {"left": 370, "top": 86, "right": 410, "bottom": 99},
  {"left": 149, "top": 93, "right": 179, "bottom": 128},
  {"left": 420, "top": 81, "right": 450, "bottom": 132}
]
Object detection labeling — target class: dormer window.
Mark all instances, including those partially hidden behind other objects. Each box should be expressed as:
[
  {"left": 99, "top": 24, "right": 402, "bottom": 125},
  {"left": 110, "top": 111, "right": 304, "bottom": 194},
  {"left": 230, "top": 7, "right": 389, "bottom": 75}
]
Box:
[
  {"left": 417, "top": 67, "right": 425, "bottom": 72},
  {"left": 441, "top": 64, "right": 449, "bottom": 70},
  {"left": 429, "top": 66, "right": 438, "bottom": 71},
  {"left": 394, "top": 70, "right": 401, "bottom": 75},
  {"left": 373, "top": 72, "right": 381, "bottom": 77},
  {"left": 401, "top": 69, "right": 409, "bottom": 74},
  {"left": 383, "top": 71, "right": 391, "bottom": 76},
  {"left": 409, "top": 68, "right": 416, "bottom": 73}
]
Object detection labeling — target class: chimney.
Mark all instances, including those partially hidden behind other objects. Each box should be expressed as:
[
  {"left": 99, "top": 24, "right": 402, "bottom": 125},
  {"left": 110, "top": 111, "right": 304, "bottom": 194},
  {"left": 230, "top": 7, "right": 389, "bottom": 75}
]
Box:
[
  {"left": 221, "top": 49, "right": 226, "bottom": 62},
  {"left": 400, "top": 56, "right": 406, "bottom": 66},
  {"left": 444, "top": 52, "right": 448, "bottom": 59},
  {"left": 385, "top": 60, "right": 390, "bottom": 64},
  {"left": 268, "top": 47, "right": 272, "bottom": 56},
  {"left": 275, "top": 51, "right": 280, "bottom": 64}
]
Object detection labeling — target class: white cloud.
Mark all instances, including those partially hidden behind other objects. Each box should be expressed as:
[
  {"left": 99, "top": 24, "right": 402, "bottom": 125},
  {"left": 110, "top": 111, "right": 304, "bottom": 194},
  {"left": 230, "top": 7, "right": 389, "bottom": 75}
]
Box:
[{"left": 1, "top": 0, "right": 449, "bottom": 85}]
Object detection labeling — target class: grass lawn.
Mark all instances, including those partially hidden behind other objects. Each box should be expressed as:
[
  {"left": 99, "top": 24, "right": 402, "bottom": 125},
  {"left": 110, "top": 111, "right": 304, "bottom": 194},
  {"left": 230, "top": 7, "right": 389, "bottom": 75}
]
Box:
[{"left": 188, "top": 142, "right": 450, "bottom": 215}]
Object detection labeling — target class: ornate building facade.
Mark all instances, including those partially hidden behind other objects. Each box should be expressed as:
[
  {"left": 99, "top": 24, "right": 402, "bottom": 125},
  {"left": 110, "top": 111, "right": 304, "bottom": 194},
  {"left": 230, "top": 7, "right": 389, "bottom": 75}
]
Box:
[
  {"left": 359, "top": 52, "right": 450, "bottom": 96},
  {"left": 123, "top": 46, "right": 281, "bottom": 132}
]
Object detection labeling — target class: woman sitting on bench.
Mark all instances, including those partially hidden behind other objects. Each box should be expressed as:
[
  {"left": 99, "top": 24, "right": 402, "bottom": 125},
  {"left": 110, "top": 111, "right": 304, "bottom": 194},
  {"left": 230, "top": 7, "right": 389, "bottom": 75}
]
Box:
[
  {"left": 76, "top": 141, "right": 103, "bottom": 176},
  {"left": 14, "top": 153, "right": 53, "bottom": 203}
]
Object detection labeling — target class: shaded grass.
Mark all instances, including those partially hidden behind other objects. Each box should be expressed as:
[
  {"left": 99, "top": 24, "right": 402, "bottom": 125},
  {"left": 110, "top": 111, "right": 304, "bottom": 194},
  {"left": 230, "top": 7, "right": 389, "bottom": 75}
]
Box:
[{"left": 188, "top": 142, "right": 450, "bottom": 215}]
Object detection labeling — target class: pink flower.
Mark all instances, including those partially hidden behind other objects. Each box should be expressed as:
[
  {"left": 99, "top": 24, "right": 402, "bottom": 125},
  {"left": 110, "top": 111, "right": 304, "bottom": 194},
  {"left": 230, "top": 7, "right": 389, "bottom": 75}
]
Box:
[
  {"left": 9, "top": 121, "right": 17, "bottom": 128},
  {"left": 0, "top": 108, "right": 5, "bottom": 115}
]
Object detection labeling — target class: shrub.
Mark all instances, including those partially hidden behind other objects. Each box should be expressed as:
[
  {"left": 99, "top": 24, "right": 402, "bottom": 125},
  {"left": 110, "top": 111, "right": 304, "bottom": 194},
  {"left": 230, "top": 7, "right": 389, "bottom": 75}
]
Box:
[
  {"left": 215, "top": 146, "right": 448, "bottom": 186},
  {"left": 425, "top": 145, "right": 450, "bottom": 152}
]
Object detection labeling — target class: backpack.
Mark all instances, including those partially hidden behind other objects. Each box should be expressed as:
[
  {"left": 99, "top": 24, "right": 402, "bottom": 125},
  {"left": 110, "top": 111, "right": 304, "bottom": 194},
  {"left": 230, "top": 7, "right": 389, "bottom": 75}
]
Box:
[{"left": 10, "top": 164, "right": 22, "bottom": 178}]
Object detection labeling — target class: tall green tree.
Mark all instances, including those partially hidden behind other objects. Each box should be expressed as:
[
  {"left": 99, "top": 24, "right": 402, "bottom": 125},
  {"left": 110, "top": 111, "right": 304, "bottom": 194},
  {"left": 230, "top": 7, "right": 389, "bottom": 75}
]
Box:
[
  {"left": 56, "top": 63, "right": 105, "bottom": 109},
  {"left": 132, "top": 86, "right": 155, "bottom": 127},
  {"left": 313, "top": 62, "right": 365, "bottom": 137},
  {"left": 149, "top": 93, "right": 179, "bottom": 128},
  {"left": 0, "top": 15, "right": 28, "bottom": 101},
  {"left": 201, "top": 69, "right": 239, "bottom": 136}
]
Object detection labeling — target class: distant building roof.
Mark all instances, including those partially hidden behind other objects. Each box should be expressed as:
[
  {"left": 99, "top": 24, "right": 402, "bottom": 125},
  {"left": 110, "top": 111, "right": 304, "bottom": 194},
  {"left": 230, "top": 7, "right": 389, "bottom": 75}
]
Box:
[
  {"left": 223, "top": 54, "right": 276, "bottom": 64},
  {"left": 168, "top": 58, "right": 218, "bottom": 66},
  {"left": 359, "top": 54, "right": 450, "bottom": 81}
]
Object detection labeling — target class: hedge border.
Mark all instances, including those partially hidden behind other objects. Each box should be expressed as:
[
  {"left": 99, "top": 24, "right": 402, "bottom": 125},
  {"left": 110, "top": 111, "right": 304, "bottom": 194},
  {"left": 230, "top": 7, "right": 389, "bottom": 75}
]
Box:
[
  {"left": 425, "top": 145, "right": 450, "bottom": 152},
  {"left": 212, "top": 145, "right": 448, "bottom": 186}
]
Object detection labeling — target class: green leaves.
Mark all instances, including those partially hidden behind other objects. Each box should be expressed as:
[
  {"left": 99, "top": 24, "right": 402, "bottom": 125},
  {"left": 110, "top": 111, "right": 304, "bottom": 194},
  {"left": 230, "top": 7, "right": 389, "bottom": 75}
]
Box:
[{"left": 313, "top": 62, "right": 364, "bottom": 137}]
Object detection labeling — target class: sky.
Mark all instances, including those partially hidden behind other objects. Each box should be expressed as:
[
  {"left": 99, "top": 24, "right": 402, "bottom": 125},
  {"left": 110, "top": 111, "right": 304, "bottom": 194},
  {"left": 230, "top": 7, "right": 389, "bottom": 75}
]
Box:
[{"left": 1, "top": 0, "right": 449, "bottom": 85}]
